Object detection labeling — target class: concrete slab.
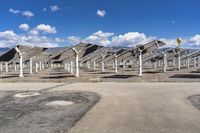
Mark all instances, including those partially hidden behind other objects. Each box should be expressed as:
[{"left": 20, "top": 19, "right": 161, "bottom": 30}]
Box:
[
  {"left": 52, "top": 82, "right": 200, "bottom": 133},
  {"left": 1, "top": 83, "right": 200, "bottom": 133}
]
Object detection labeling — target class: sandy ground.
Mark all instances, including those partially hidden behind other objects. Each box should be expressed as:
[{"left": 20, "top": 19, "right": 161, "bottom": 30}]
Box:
[{"left": 1, "top": 83, "right": 200, "bottom": 133}]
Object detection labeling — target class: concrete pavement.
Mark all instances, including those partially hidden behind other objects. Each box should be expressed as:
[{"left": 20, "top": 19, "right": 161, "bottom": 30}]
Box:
[
  {"left": 1, "top": 82, "right": 200, "bottom": 133},
  {"left": 54, "top": 83, "right": 200, "bottom": 133}
]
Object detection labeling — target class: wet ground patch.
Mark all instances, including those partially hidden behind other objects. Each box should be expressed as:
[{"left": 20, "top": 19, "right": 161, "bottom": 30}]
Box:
[{"left": 0, "top": 91, "right": 100, "bottom": 133}]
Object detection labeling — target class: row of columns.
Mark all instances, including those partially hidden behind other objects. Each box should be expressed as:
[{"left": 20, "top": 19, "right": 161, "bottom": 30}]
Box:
[{"left": 151, "top": 54, "right": 200, "bottom": 73}]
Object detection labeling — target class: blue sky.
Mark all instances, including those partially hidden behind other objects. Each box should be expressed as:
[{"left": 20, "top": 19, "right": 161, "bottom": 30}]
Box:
[{"left": 0, "top": 0, "right": 200, "bottom": 48}]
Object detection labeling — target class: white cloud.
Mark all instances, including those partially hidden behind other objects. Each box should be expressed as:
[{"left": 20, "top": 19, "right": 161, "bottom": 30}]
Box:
[
  {"left": 36, "top": 24, "right": 56, "bottom": 34},
  {"left": 96, "top": 10, "right": 106, "bottom": 17},
  {"left": 9, "top": 8, "right": 34, "bottom": 18},
  {"left": 0, "top": 30, "right": 59, "bottom": 48},
  {"left": 55, "top": 38, "right": 65, "bottom": 43},
  {"left": 190, "top": 35, "right": 200, "bottom": 45},
  {"left": 43, "top": 8, "right": 47, "bottom": 12},
  {"left": 1, "top": 28, "right": 200, "bottom": 49},
  {"left": 83, "top": 31, "right": 200, "bottom": 48},
  {"left": 67, "top": 36, "right": 82, "bottom": 45},
  {"left": 29, "top": 24, "right": 57, "bottom": 35},
  {"left": 19, "top": 23, "right": 29, "bottom": 31},
  {"left": 22, "top": 11, "right": 34, "bottom": 17},
  {"left": 84, "top": 31, "right": 113, "bottom": 46},
  {"left": 9, "top": 8, "right": 20, "bottom": 14},
  {"left": 83, "top": 31, "right": 156, "bottom": 47},
  {"left": 29, "top": 29, "right": 39, "bottom": 36},
  {"left": 50, "top": 5, "right": 59, "bottom": 12},
  {"left": 0, "top": 30, "right": 16, "bottom": 38},
  {"left": 111, "top": 32, "right": 156, "bottom": 47},
  {"left": 159, "top": 38, "right": 178, "bottom": 47}
]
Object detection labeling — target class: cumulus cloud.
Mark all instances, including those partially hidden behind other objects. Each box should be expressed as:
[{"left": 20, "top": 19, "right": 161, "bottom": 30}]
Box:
[
  {"left": 96, "top": 10, "right": 106, "bottom": 17},
  {"left": 1, "top": 28, "right": 200, "bottom": 49},
  {"left": 29, "top": 24, "right": 57, "bottom": 35},
  {"left": 9, "top": 8, "right": 20, "bottom": 14},
  {"left": 83, "top": 31, "right": 156, "bottom": 47},
  {"left": 84, "top": 31, "right": 113, "bottom": 46},
  {"left": 0, "top": 30, "right": 59, "bottom": 48},
  {"left": 29, "top": 29, "right": 39, "bottom": 36},
  {"left": 22, "top": 11, "right": 34, "bottom": 17},
  {"left": 9, "top": 8, "right": 34, "bottom": 18},
  {"left": 50, "top": 5, "right": 59, "bottom": 12},
  {"left": 19, "top": 23, "right": 29, "bottom": 31},
  {"left": 55, "top": 38, "right": 65, "bottom": 43},
  {"left": 83, "top": 31, "right": 200, "bottom": 48},
  {"left": 190, "top": 35, "right": 200, "bottom": 45},
  {"left": 67, "top": 36, "right": 82, "bottom": 45},
  {"left": 36, "top": 24, "right": 56, "bottom": 34},
  {"left": 111, "top": 32, "right": 156, "bottom": 47}
]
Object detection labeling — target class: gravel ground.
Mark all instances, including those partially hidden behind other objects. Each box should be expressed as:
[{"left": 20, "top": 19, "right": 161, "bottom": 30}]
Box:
[{"left": 0, "top": 91, "right": 100, "bottom": 133}]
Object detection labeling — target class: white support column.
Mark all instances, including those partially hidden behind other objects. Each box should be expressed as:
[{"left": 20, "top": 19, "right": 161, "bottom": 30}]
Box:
[
  {"left": 173, "top": 58, "right": 176, "bottom": 67},
  {"left": 70, "top": 61, "right": 74, "bottom": 74},
  {"left": 87, "top": 62, "right": 90, "bottom": 69},
  {"left": 72, "top": 48, "right": 79, "bottom": 77},
  {"left": 163, "top": 53, "right": 167, "bottom": 73},
  {"left": 114, "top": 54, "right": 118, "bottom": 73},
  {"left": 67, "top": 63, "right": 70, "bottom": 72},
  {"left": 194, "top": 57, "right": 197, "bottom": 67},
  {"left": 64, "top": 63, "right": 67, "bottom": 70},
  {"left": 39, "top": 61, "right": 42, "bottom": 71},
  {"left": 123, "top": 60, "right": 126, "bottom": 70},
  {"left": 112, "top": 62, "right": 115, "bottom": 69},
  {"left": 158, "top": 60, "right": 161, "bottom": 67},
  {"left": 15, "top": 46, "right": 24, "bottom": 77},
  {"left": 0, "top": 63, "right": 2, "bottom": 71},
  {"left": 115, "top": 58, "right": 118, "bottom": 73},
  {"left": 14, "top": 64, "right": 17, "bottom": 71},
  {"left": 75, "top": 54, "right": 79, "bottom": 77},
  {"left": 19, "top": 55, "right": 23, "bottom": 77},
  {"left": 153, "top": 61, "right": 157, "bottom": 69},
  {"left": 42, "top": 62, "right": 45, "bottom": 70},
  {"left": 177, "top": 53, "right": 181, "bottom": 70},
  {"left": 101, "top": 54, "right": 105, "bottom": 72},
  {"left": 29, "top": 58, "right": 33, "bottom": 74},
  {"left": 93, "top": 60, "right": 96, "bottom": 70},
  {"left": 187, "top": 58, "right": 190, "bottom": 69},
  {"left": 5, "top": 62, "right": 8, "bottom": 72},
  {"left": 198, "top": 56, "right": 200, "bottom": 67},
  {"left": 35, "top": 63, "right": 38, "bottom": 72},
  {"left": 138, "top": 50, "right": 142, "bottom": 77},
  {"left": 101, "top": 61, "right": 105, "bottom": 72}
]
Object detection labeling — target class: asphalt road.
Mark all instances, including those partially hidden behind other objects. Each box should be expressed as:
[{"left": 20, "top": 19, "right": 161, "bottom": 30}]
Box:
[
  {"left": 0, "top": 83, "right": 99, "bottom": 133},
  {"left": 1, "top": 83, "right": 200, "bottom": 133}
]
